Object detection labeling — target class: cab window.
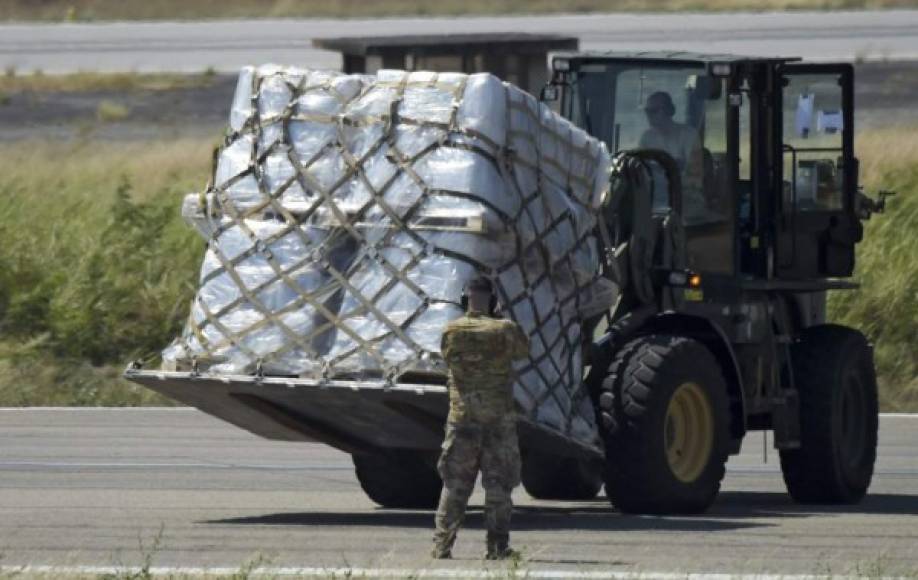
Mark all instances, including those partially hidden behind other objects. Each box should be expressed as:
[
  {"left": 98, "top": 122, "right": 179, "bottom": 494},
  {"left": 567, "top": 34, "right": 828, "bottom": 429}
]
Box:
[
  {"left": 565, "top": 62, "right": 734, "bottom": 274},
  {"left": 782, "top": 73, "right": 845, "bottom": 212}
]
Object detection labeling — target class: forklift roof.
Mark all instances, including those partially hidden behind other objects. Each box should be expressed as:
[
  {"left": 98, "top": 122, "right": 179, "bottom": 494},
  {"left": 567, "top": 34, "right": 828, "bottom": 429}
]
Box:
[
  {"left": 553, "top": 50, "right": 802, "bottom": 66},
  {"left": 315, "top": 33, "right": 578, "bottom": 56}
]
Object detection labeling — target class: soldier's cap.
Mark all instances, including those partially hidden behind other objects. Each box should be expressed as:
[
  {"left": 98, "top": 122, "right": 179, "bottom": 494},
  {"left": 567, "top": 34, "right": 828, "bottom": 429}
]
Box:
[{"left": 464, "top": 276, "right": 494, "bottom": 294}]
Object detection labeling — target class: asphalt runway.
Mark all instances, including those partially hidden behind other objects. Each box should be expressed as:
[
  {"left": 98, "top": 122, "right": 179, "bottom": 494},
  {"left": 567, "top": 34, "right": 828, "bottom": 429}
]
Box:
[
  {"left": 4, "top": 10, "right": 918, "bottom": 74},
  {"left": 0, "top": 408, "right": 916, "bottom": 577}
]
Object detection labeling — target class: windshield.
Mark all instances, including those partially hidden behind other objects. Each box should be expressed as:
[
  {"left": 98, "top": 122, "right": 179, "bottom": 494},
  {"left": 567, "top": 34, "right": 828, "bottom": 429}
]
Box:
[
  {"left": 564, "top": 62, "right": 729, "bottom": 222},
  {"left": 564, "top": 62, "right": 712, "bottom": 155}
]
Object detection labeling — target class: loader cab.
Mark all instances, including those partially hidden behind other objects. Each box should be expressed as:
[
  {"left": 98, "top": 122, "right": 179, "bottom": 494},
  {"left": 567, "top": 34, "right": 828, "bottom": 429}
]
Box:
[{"left": 548, "top": 52, "right": 861, "bottom": 281}]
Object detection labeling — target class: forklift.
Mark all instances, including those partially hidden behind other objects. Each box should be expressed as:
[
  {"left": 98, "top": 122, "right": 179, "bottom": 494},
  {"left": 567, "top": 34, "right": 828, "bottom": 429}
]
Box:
[
  {"left": 537, "top": 51, "right": 891, "bottom": 513},
  {"left": 126, "top": 51, "right": 892, "bottom": 515}
]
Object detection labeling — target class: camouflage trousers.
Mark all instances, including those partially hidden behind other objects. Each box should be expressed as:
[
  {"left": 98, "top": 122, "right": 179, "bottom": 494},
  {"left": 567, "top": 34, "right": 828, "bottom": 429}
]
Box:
[{"left": 433, "top": 417, "right": 521, "bottom": 555}]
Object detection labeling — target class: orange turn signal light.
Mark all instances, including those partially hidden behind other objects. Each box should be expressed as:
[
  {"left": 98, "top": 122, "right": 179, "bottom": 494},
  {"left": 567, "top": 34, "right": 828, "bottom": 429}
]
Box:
[{"left": 689, "top": 274, "right": 702, "bottom": 288}]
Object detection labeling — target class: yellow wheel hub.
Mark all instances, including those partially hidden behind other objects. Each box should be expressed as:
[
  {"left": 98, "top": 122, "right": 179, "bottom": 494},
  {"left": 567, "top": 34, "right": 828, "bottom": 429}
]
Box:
[{"left": 664, "top": 382, "right": 714, "bottom": 483}]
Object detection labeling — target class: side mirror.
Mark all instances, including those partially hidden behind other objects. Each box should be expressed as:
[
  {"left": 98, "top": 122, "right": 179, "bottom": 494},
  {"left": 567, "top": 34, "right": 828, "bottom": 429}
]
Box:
[{"left": 540, "top": 84, "right": 559, "bottom": 103}]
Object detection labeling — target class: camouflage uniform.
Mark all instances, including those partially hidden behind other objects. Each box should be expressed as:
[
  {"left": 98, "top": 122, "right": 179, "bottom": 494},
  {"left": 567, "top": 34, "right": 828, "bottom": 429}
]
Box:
[{"left": 433, "top": 311, "right": 529, "bottom": 559}]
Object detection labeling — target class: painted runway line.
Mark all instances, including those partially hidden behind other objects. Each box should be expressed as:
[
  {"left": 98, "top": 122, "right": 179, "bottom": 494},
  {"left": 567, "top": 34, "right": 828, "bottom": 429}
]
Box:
[
  {"left": 0, "top": 407, "right": 915, "bottom": 417},
  {"left": 0, "top": 565, "right": 895, "bottom": 579}
]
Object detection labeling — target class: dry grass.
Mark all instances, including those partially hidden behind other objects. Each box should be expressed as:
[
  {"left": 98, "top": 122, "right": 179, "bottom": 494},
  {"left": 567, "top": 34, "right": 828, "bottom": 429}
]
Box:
[
  {"left": 857, "top": 127, "right": 918, "bottom": 182},
  {"left": 0, "top": 138, "right": 216, "bottom": 201},
  {"left": 0, "top": 70, "right": 217, "bottom": 94},
  {"left": 95, "top": 99, "right": 130, "bottom": 122},
  {"left": 2, "top": 0, "right": 918, "bottom": 21}
]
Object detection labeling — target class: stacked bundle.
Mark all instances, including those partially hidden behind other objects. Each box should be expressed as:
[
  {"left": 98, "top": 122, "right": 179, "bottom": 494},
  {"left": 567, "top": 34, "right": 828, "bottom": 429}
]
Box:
[{"left": 164, "top": 65, "right": 613, "bottom": 444}]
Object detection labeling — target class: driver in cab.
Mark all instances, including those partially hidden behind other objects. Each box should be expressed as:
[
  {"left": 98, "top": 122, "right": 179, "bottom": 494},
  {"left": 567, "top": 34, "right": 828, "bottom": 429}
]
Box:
[{"left": 639, "top": 91, "right": 707, "bottom": 220}]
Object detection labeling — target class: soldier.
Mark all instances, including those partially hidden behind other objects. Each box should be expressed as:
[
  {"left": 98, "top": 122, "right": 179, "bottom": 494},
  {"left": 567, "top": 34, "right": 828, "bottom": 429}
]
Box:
[
  {"left": 639, "top": 91, "right": 706, "bottom": 218},
  {"left": 432, "top": 276, "right": 529, "bottom": 560},
  {"left": 639, "top": 91, "right": 703, "bottom": 184}
]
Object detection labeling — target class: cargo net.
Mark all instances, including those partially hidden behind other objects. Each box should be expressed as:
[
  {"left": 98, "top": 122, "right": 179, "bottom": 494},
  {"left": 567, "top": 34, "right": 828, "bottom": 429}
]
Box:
[{"left": 164, "top": 66, "right": 613, "bottom": 444}]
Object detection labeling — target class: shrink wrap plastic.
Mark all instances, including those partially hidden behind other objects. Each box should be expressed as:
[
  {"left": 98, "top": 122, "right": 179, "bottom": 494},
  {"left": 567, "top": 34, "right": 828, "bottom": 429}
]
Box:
[{"left": 165, "top": 66, "right": 614, "bottom": 445}]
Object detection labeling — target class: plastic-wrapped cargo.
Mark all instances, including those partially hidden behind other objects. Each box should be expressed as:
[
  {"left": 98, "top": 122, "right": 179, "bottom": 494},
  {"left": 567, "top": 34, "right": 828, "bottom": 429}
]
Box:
[{"left": 164, "top": 65, "right": 614, "bottom": 445}]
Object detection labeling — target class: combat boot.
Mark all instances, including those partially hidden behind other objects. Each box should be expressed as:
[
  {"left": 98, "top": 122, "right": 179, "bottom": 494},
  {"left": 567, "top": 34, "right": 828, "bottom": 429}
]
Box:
[
  {"left": 485, "top": 532, "right": 518, "bottom": 560},
  {"left": 431, "top": 534, "right": 455, "bottom": 559}
]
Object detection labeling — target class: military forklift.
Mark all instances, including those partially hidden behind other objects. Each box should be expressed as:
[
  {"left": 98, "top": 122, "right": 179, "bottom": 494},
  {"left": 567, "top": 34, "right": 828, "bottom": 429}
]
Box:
[
  {"left": 537, "top": 51, "right": 890, "bottom": 513},
  {"left": 126, "top": 50, "right": 890, "bottom": 516}
]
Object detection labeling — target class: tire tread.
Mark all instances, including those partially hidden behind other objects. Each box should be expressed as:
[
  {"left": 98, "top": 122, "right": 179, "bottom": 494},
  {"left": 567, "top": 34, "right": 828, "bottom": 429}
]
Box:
[
  {"left": 601, "top": 335, "right": 730, "bottom": 515},
  {"left": 779, "top": 324, "right": 878, "bottom": 504}
]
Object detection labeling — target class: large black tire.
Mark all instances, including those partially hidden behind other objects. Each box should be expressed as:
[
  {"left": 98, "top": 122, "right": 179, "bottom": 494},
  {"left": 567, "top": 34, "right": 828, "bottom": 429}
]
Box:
[
  {"left": 780, "top": 324, "right": 878, "bottom": 504},
  {"left": 521, "top": 450, "right": 604, "bottom": 500},
  {"left": 598, "top": 335, "right": 731, "bottom": 514},
  {"left": 352, "top": 450, "right": 442, "bottom": 509}
]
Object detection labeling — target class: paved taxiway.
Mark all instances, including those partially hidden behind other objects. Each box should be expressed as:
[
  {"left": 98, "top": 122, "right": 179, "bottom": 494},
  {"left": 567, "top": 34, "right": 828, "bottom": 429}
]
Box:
[
  {"left": 4, "top": 10, "right": 918, "bottom": 74},
  {"left": 0, "top": 408, "right": 916, "bottom": 576}
]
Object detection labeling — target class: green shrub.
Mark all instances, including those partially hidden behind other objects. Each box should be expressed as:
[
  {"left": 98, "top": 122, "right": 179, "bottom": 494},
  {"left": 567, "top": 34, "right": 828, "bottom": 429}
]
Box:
[
  {"left": 0, "top": 139, "right": 208, "bottom": 405},
  {"left": 45, "top": 177, "right": 198, "bottom": 363},
  {"left": 828, "top": 148, "right": 918, "bottom": 411}
]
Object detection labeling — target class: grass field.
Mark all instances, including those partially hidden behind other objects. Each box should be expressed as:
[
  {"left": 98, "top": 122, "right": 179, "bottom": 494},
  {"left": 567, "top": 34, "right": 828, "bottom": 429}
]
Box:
[
  {"left": 828, "top": 128, "right": 918, "bottom": 411},
  {"left": 0, "top": 139, "right": 213, "bottom": 406},
  {"left": 0, "top": 131, "right": 914, "bottom": 409},
  {"left": 3, "top": 0, "right": 918, "bottom": 21}
]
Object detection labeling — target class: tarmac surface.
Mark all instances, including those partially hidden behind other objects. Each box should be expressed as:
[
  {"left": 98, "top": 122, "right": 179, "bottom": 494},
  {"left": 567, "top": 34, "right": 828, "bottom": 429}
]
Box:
[
  {"left": 0, "top": 408, "right": 916, "bottom": 576},
  {"left": 3, "top": 10, "right": 918, "bottom": 74},
  {"left": 3, "top": 59, "right": 918, "bottom": 143},
  {"left": 4, "top": 11, "right": 918, "bottom": 142}
]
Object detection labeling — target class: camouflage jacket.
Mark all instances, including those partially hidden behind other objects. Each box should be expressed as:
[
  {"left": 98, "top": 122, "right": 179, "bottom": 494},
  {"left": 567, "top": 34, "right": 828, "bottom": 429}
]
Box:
[{"left": 440, "top": 311, "right": 529, "bottom": 424}]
